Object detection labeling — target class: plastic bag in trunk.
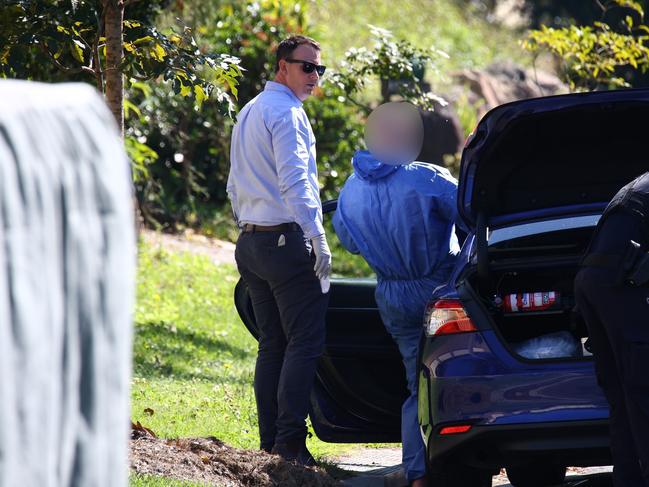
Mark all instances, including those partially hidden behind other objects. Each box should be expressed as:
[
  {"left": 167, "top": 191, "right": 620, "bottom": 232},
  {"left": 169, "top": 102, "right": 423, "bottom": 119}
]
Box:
[{"left": 513, "top": 331, "right": 583, "bottom": 359}]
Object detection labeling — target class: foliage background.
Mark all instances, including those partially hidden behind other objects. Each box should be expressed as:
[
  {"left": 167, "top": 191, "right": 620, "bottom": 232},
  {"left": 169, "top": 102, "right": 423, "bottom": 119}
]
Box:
[
  {"left": 5, "top": 0, "right": 649, "bottom": 236},
  {"left": 124, "top": 0, "right": 537, "bottom": 236}
]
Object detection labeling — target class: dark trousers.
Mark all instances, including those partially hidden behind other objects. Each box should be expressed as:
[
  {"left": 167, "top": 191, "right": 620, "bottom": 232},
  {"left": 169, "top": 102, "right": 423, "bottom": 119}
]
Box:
[
  {"left": 575, "top": 212, "right": 649, "bottom": 487},
  {"left": 235, "top": 229, "right": 328, "bottom": 451}
]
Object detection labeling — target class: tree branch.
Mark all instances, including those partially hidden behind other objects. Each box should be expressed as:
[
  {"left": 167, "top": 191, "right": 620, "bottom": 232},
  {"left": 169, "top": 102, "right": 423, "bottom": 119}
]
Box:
[
  {"left": 39, "top": 44, "right": 95, "bottom": 76},
  {"left": 93, "top": 7, "right": 106, "bottom": 91},
  {"left": 126, "top": 71, "right": 150, "bottom": 81},
  {"left": 76, "top": 32, "right": 93, "bottom": 52},
  {"left": 93, "top": 41, "right": 104, "bottom": 91},
  {"left": 345, "top": 94, "right": 372, "bottom": 114}
]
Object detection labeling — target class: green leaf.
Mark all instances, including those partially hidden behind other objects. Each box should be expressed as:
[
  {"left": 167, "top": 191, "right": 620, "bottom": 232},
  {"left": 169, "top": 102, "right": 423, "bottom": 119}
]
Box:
[
  {"left": 133, "top": 36, "right": 155, "bottom": 45},
  {"left": 69, "top": 39, "right": 84, "bottom": 64},
  {"left": 124, "top": 136, "right": 157, "bottom": 183},
  {"left": 225, "top": 76, "right": 238, "bottom": 98},
  {"left": 124, "top": 99, "right": 142, "bottom": 120},
  {"left": 129, "top": 79, "right": 153, "bottom": 97},
  {"left": 612, "top": 0, "right": 644, "bottom": 18},
  {"left": 180, "top": 82, "right": 192, "bottom": 97},
  {"left": 151, "top": 43, "right": 166, "bottom": 62},
  {"left": 194, "top": 84, "right": 207, "bottom": 109}
]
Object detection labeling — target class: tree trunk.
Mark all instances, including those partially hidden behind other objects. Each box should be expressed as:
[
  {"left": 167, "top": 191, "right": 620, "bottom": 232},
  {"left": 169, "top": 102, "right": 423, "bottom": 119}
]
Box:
[
  {"left": 101, "top": 0, "right": 143, "bottom": 233},
  {"left": 103, "top": 0, "right": 124, "bottom": 135}
]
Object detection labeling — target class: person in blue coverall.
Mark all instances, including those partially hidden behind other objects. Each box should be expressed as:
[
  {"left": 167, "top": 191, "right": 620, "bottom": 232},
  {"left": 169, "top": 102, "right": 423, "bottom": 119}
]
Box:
[{"left": 333, "top": 149, "right": 460, "bottom": 486}]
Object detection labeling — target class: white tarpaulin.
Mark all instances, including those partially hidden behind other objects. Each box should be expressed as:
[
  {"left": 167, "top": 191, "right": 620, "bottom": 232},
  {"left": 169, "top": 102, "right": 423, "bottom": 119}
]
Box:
[{"left": 0, "top": 80, "right": 135, "bottom": 487}]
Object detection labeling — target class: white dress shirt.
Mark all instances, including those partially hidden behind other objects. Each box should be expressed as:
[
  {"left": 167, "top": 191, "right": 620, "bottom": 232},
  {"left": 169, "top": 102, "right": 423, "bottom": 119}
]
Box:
[{"left": 227, "top": 81, "right": 324, "bottom": 239}]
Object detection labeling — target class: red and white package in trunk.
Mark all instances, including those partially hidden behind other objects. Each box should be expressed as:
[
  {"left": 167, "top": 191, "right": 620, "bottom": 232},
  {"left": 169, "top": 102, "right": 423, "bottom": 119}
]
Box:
[{"left": 501, "top": 291, "right": 562, "bottom": 313}]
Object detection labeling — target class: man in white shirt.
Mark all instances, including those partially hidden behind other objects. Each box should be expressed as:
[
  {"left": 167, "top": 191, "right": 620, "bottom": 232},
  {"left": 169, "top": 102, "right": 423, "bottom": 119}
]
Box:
[{"left": 227, "top": 35, "right": 332, "bottom": 466}]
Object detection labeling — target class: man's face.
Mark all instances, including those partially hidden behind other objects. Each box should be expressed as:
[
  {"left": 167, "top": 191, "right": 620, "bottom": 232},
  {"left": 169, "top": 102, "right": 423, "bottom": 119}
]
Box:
[{"left": 279, "top": 44, "right": 321, "bottom": 102}]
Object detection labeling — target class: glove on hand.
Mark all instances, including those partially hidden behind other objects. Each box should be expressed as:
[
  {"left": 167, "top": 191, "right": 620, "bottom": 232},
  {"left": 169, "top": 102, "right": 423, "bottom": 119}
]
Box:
[{"left": 311, "top": 233, "right": 332, "bottom": 280}]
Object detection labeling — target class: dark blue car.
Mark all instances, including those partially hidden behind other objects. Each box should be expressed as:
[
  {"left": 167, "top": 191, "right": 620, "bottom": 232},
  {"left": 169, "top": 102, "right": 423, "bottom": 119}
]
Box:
[{"left": 235, "top": 88, "right": 649, "bottom": 487}]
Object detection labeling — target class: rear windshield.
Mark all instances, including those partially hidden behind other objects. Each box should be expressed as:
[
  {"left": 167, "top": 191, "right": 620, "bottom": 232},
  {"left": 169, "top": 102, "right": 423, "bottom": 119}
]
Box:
[{"left": 488, "top": 219, "right": 598, "bottom": 259}]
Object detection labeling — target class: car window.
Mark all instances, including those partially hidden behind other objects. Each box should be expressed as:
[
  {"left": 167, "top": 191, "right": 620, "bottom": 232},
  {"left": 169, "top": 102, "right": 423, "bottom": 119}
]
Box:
[
  {"left": 488, "top": 223, "right": 597, "bottom": 259},
  {"left": 489, "top": 215, "right": 601, "bottom": 246}
]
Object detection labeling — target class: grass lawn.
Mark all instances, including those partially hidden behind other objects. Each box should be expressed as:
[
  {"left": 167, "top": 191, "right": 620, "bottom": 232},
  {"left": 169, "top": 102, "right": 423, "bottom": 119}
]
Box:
[
  {"left": 130, "top": 474, "right": 209, "bottom": 486},
  {"left": 314, "top": 0, "right": 528, "bottom": 76},
  {"left": 130, "top": 241, "right": 357, "bottom": 484}
]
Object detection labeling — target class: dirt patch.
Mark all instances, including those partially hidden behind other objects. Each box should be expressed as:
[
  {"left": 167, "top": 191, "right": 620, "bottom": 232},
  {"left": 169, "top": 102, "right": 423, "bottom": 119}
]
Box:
[
  {"left": 130, "top": 435, "right": 341, "bottom": 486},
  {"left": 141, "top": 229, "right": 236, "bottom": 266}
]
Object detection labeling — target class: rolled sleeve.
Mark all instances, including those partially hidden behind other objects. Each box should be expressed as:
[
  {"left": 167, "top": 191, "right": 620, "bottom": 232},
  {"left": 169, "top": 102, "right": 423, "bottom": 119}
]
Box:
[{"left": 269, "top": 107, "right": 324, "bottom": 239}]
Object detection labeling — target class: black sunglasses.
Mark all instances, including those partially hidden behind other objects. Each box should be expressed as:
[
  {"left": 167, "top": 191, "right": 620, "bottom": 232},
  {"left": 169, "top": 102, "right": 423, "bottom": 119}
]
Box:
[{"left": 285, "top": 58, "right": 326, "bottom": 76}]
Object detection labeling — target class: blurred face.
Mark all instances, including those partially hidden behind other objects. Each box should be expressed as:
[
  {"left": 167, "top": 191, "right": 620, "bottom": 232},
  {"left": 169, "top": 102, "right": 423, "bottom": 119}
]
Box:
[
  {"left": 364, "top": 102, "right": 424, "bottom": 165},
  {"left": 276, "top": 44, "right": 322, "bottom": 102}
]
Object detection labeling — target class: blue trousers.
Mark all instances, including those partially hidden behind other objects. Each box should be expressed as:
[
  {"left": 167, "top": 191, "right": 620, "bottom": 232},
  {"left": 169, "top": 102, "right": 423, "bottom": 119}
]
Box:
[{"left": 380, "top": 306, "right": 427, "bottom": 482}]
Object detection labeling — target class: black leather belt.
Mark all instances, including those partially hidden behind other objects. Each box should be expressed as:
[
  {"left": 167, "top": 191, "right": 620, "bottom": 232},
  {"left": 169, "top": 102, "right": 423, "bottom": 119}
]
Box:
[{"left": 241, "top": 222, "right": 301, "bottom": 233}]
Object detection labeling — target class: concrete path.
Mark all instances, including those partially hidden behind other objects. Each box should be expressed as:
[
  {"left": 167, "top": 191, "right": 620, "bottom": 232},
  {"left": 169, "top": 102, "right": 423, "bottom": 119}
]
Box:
[{"left": 334, "top": 446, "right": 613, "bottom": 486}]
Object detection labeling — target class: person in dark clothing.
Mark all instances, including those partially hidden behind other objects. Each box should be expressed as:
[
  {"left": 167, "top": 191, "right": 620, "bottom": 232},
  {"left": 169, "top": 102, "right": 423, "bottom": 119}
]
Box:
[
  {"left": 575, "top": 171, "right": 649, "bottom": 487},
  {"left": 227, "top": 35, "right": 331, "bottom": 466}
]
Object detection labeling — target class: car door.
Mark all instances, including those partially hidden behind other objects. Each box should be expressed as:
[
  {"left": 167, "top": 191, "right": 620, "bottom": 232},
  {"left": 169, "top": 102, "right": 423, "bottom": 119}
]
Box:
[{"left": 234, "top": 199, "right": 407, "bottom": 443}]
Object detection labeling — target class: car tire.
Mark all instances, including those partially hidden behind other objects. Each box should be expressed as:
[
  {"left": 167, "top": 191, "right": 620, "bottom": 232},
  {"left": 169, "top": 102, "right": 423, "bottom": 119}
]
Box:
[
  {"left": 429, "top": 463, "right": 493, "bottom": 487},
  {"left": 506, "top": 465, "right": 567, "bottom": 487}
]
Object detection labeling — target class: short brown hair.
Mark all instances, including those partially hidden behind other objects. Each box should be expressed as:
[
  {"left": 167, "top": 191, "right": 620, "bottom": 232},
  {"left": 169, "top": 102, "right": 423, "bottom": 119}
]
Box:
[{"left": 275, "top": 35, "right": 320, "bottom": 72}]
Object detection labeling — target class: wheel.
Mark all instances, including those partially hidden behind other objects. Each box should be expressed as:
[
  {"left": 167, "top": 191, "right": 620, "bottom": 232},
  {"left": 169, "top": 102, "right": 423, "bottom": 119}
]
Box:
[
  {"left": 429, "top": 463, "right": 493, "bottom": 487},
  {"left": 506, "top": 465, "right": 567, "bottom": 487}
]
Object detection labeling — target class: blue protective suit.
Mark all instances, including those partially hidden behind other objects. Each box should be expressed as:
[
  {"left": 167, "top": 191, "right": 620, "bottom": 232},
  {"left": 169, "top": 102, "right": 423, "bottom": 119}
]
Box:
[{"left": 332, "top": 150, "right": 460, "bottom": 482}]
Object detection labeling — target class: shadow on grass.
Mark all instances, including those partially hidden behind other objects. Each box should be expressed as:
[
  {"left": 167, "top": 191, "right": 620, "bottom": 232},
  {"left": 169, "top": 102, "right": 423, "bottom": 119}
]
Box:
[{"left": 133, "top": 321, "right": 255, "bottom": 382}]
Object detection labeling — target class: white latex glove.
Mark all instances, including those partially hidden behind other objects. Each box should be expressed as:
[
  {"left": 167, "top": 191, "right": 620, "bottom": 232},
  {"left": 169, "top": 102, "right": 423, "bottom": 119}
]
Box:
[{"left": 311, "top": 233, "right": 332, "bottom": 280}]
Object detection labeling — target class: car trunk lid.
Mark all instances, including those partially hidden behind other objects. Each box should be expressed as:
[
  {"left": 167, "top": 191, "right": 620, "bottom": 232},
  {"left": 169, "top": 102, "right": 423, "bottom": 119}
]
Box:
[{"left": 458, "top": 88, "right": 649, "bottom": 230}]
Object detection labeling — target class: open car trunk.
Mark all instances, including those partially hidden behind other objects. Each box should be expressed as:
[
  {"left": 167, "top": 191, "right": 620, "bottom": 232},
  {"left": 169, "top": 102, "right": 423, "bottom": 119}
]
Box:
[
  {"left": 466, "top": 223, "right": 596, "bottom": 360},
  {"left": 454, "top": 89, "right": 649, "bottom": 361}
]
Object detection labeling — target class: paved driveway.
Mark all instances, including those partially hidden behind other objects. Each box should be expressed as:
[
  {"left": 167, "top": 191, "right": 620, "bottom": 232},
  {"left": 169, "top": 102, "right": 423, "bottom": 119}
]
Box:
[{"left": 334, "top": 446, "right": 614, "bottom": 487}]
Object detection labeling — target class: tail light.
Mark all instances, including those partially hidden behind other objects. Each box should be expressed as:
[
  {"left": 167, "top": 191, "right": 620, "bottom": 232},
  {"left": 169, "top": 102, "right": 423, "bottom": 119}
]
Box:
[
  {"left": 424, "top": 299, "right": 477, "bottom": 337},
  {"left": 439, "top": 424, "right": 472, "bottom": 436}
]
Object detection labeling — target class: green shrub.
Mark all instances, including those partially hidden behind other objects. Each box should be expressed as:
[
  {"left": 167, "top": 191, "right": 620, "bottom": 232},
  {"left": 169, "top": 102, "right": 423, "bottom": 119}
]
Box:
[
  {"left": 128, "top": 0, "right": 525, "bottom": 233},
  {"left": 127, "top": 0, "right": 305, "bottom": 229},
  {"left": 522, "top": 0, "right": 649, "bottom": 91}
]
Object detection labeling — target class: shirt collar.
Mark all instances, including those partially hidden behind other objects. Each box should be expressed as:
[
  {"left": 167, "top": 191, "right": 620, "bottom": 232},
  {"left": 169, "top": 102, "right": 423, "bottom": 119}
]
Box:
[{"left": 264, "top": 80, "right": 302, "bottom": 105}]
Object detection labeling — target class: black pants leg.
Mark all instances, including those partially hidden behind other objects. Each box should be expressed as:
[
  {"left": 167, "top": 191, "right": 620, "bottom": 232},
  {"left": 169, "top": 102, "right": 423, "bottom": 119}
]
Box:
[
  {"left": 575, "top": 212, "right": 649, "bottom": 487},
  {"left": 238, "top": 266, "right": 285, "bottom": 452},
  {"left": 235, "top": 230, "right": 328, "bottom": 449},
  {"left": 576, "top": 272, "right": 644, "bottom": 486}
]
